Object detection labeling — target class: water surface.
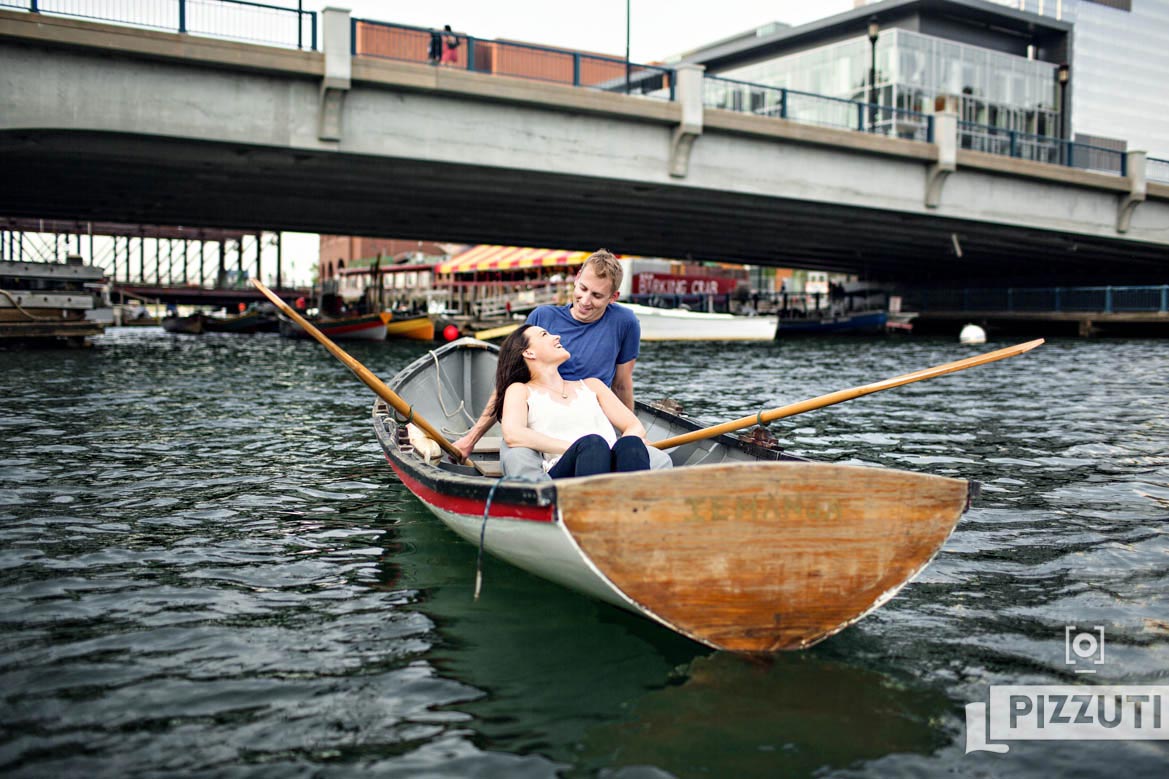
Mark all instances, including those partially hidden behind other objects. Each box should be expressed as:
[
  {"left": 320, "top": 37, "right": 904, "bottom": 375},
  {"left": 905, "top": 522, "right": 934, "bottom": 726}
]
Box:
[{"left": 1, "top": 329, "right": 1167, "bottom": 777}]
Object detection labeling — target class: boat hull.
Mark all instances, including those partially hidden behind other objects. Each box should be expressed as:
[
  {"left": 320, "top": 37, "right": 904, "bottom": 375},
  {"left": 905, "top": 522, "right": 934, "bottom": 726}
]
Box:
[
  {"left": 204, "top": 310, "right": 279, "bottom": 334},
  {"left": 623, "top": 303, "right": 777, "bottom": 341},
  {"left": 384, "top": 315, "right": 435, "bottom": 341},
  {"left": 775, "top": 310, "right": 888, "bottom": 335},
  {"left": 279, "top": 312, "right": 387, "bottom": 341},
  {"left": 371, "top": 338, "right": 973, "bottom": 652},
  {"left": 161, "top": 314, "right": 205, "bottom": 334}
]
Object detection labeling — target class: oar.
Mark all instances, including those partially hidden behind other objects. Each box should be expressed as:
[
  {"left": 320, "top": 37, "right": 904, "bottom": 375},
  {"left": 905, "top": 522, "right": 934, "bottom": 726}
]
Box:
[
  {"left": 652, "top": 338, "right": 1044, "bottom": 450},
  {"left": 250, "top": 279, "right": 470, "bottom": 465}
]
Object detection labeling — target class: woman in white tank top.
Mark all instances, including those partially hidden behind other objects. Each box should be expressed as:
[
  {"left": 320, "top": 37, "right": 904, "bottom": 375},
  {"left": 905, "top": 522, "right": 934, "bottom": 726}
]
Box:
[{"left": 487, "top": 324, "right": 652, "bottom": 477}]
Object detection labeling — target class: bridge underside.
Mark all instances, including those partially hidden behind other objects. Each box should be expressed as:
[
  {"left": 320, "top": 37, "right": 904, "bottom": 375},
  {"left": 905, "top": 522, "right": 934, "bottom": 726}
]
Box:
[{"left": 4, "top": 130, "right": 1165, "bottom": 285}]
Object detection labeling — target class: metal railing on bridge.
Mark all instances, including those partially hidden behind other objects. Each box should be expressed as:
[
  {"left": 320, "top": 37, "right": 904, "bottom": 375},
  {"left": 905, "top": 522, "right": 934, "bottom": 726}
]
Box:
[
  {"left": 351, "top": 18, "right": 675, "bottom": 100},
  {"left": 0, "top": 0, "right": 316, "bottom": 49},
  {"left": 906, "top": 286, "right": 1169, "bottom": 314},
  {"left": 703, "top": 76, "right": 934, "bottom": 143},
  {"left": 958, "top": 121, "right": 1128, "bottom": 176},
  {"left": 1148, "top": 157, "right": 1169, "bottom": 184}
]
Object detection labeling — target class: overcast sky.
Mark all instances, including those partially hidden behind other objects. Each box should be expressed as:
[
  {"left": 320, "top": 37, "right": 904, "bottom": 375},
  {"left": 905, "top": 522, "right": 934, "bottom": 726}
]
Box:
[{"left": 281, "top": 1, "right": 857, "bottom": 282}]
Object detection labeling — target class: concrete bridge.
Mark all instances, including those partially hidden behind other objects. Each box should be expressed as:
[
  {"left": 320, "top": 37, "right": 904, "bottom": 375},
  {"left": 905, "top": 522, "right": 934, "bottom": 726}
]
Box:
[{"left": 1, "top": 8, "right": 1166, "bottom": 284}]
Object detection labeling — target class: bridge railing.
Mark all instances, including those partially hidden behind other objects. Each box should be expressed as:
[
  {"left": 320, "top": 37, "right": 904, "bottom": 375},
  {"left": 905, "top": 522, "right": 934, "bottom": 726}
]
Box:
[
  {"left": 1148, "top": 156, "right": 1169, "bottom": 184},
  {"left": 0, "top": 0, "right": 317, "bottom": 49},
  {"left": 906, "top": 286, "right": 1169, "bottom": 313},
  {"left": 958, "top": 121, "right": 1128, "bottom": 175},
  {"left": 703, "top": 76, "right": 933, "bottom": 143},
  {"left": 352, "top": 19, "right": 676, "bottom": 100}
]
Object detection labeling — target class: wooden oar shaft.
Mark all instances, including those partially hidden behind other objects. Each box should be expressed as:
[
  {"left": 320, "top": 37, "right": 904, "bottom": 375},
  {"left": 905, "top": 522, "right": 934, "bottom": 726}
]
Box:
[
  {"left": 251, "top": 279, "right": 469, "bottom": 464},
  {"left": 653, "top": 338, "right": 1044, "bottom": 450}
]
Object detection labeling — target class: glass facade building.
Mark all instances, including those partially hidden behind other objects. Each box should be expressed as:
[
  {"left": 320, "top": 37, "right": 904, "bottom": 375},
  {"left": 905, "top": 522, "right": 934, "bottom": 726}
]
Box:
[
  {"left": 988, "top": 0, "right": 1169, "bottom": 159},
  {"left": 720, "top": 28, "right": 1061, "bottom": 141}
]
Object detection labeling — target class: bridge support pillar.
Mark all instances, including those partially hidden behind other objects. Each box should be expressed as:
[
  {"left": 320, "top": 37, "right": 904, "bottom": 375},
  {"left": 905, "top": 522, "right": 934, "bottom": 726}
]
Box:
[
  {"left": 1117, "top": 150, "right": 1147, "bottom": 233},
  {"left": 318, "top": 7, "right": 351, "bottom": 142},
  {"left": 925, "top": 101, "right": 957, "bottom": 208},
  {"left": 669, "top": 64, "right": 704, "bottom": 179}
]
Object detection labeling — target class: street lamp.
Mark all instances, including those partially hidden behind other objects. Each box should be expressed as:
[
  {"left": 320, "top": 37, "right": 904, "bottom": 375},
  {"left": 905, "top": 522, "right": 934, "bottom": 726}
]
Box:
[
  {"left": 1057, "top": 63, "right": 1070, "bottom": 164},
  {"left": 625, "top": 0, "right": 631, "bottom": 95},
  {"left": 867, "top": 16, "right": 880, "bottom": 133}
]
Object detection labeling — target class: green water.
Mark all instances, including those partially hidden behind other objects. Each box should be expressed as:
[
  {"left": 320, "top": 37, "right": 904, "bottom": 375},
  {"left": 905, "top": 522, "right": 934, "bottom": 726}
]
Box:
[{"left": 1, "top": 328, "right": 1166, "bottom": 777}]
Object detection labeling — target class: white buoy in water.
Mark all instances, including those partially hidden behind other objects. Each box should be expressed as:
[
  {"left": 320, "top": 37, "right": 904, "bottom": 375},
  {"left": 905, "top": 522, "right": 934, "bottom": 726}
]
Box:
[{"left": 959, "top": 323, "right": 987, "bottom": 345}]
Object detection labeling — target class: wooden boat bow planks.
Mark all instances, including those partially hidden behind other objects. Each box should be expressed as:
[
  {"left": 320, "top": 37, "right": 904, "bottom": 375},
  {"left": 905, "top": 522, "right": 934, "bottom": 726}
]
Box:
[{"left": 556, "top": 461, "right": 969, "bottom": 653}]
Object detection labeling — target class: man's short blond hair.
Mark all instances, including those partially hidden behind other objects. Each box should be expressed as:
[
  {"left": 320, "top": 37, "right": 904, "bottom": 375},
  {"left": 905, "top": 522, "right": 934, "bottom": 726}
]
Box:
[{"left": 581, "top": 249, "right": 623, "bottom": 293}]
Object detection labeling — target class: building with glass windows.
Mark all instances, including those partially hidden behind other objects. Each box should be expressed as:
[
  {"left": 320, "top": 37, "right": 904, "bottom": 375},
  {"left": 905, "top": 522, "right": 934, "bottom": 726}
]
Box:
[
  {"left": 675, "top": 0, "right": 1166, "bottom": 168},
  {"left": 984, "top": 0, "right": 1169, "bottom": 162}
]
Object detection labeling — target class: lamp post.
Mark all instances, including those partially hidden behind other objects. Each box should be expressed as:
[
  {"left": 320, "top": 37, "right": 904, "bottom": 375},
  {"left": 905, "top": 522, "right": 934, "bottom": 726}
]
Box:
[
  {"left": 1057, "top": 63, "right": 1070, "bottom": 164},
  {"left": 867, "top": 16, "right": 880, "bottom": 133},
  {"left": 625, "top": 0, "right": 631, "bottom": 94}
]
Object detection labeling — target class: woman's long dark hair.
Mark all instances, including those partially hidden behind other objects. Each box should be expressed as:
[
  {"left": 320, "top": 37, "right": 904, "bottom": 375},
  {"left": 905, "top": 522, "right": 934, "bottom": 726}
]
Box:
[{"left": 488, "top": 324, "right": 534, "bottom": 422}]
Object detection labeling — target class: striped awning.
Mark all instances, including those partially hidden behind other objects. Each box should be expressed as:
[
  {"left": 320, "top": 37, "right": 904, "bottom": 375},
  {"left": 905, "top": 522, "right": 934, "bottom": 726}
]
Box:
[{"left": 435, "top": 245, "right": 594, "bottom": 274}]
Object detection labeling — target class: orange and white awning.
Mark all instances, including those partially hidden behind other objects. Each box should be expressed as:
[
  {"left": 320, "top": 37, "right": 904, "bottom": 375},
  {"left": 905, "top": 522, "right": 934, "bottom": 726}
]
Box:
[{"left": 435, "top": 245, "right": 594, "bottom": 274}]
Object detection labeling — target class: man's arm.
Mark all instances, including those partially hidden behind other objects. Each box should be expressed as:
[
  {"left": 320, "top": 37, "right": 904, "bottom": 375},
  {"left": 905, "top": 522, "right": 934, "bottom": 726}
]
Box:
[
  {"left": 610, "top": 358, "right": 636, "bottom": 411},
  {"left": 452, "top": 388, "right": 499, "bottom": 460}
]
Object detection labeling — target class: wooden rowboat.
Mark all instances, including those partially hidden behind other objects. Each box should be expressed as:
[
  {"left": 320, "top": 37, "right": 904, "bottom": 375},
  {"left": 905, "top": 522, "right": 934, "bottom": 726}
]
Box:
[
  {"left": 373, "top": 338, "right": 974, "bottom": 653},
  {"left": 203, "top": 307, "right": 279, "bottom": 334}
]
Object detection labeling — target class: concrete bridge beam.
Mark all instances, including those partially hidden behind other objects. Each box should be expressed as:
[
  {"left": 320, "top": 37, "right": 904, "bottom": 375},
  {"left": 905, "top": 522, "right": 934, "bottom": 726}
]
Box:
[
  {"left": 1118, "top": 150, "right": 1147, "bottom": 234},
  {"left": 669, "top": 64, "right": 704, "bottom": 179},
  {"left": 318, "top": 6, "right": 352, "bottom": 142}
]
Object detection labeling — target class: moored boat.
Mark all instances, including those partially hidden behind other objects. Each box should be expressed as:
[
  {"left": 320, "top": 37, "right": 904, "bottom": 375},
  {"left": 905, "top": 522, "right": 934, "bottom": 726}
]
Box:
[
  {"left": 622, "top": 302, "right": 778, "bottom": 342},
  {"left": 161, "top": 312, "right": 206, "bottom": 335},
  {"left": 384, "top": 313, "right": 435, "bottom": 341},
  {"left": 775, "top": 309, "right": 888, "bottom": 335},
  {"left": 372, "top": 337, "right": 973, "bottom": 652},
  {"left": 204, "top": 305, "right": 279, "bottom": 334},
  {"left": 279, "top": 311, "right": 389, "bottom": 341}
]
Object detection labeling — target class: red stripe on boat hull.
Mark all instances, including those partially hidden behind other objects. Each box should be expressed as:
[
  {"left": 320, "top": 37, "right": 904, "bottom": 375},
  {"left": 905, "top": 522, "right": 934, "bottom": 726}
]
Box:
[{"left": 386, "top": 456, "right": 556, "bottom": 523}]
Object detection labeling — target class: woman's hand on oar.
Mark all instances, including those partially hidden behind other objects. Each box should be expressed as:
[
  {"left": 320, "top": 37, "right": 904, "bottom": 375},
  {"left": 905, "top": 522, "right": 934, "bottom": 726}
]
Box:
[
  {"left": 652, "top": 338, "right": 1044, "bottom": 450},
  {"left": 250, "top": 279, "right": 470, "bottom": 465}
]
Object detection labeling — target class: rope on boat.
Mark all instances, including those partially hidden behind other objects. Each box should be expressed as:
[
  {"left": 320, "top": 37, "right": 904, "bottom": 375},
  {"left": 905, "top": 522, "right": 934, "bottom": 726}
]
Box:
[
  {"left": 429, "top": 349, "right": 476, "bottom": 436},
  {"left": 474, "top": 473, "right": 546, "bottom": 599},
  {"left": 0, "top": 289, "right": 57, "bottom": 321},
  {"left": 474, "top": 476, "right": 508, "bottom": 600}
]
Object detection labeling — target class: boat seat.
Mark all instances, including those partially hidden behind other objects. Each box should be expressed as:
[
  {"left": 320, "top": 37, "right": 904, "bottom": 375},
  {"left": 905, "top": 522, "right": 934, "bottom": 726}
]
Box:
[
  {"left": 471, "top": 458, "right": 503, "bottom": 478},
  {"left": 472, "top": 436, "right": 501, "bottom": 454}
]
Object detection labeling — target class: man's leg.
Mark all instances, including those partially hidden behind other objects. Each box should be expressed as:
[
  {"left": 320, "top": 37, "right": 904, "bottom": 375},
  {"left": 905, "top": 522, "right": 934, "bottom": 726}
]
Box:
[
  {"left": 647, "top": 445, "right": 674, "bottom": 470},
  {"left": 499, "top": 440, "right": 550, "bottom": 481}
]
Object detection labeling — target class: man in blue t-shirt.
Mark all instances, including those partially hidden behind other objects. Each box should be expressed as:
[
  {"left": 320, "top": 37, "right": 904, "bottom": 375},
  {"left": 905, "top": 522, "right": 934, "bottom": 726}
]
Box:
[{"left": 453, "top": 249, "right": 668, "bottom": 472}]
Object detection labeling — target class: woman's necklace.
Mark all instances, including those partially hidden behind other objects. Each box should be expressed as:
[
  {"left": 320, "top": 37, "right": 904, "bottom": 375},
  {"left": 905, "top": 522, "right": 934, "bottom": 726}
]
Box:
[{"left": 532, "top": 377, "right": 567, "bottom": 398}]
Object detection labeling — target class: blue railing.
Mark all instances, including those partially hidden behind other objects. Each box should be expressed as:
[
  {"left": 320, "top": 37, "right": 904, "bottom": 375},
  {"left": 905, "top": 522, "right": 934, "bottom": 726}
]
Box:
[
  {"left": 703, "top": 76, "right": 934, "bottom": 142},
  {"left": 352, "top": 19, "right": 675, "bottom": 100},
  {"left": 1148, "top": 157, "right": 1169, "bottom": 184},
  {"left": 0, "top": 0, "right": 317, "bottom": 50},
  {"left": 958, "top": 121, "right": 1127, "bottom": 175},
  {"left": 907, "top": 286, "right": 1169, "bottom": 314}
]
